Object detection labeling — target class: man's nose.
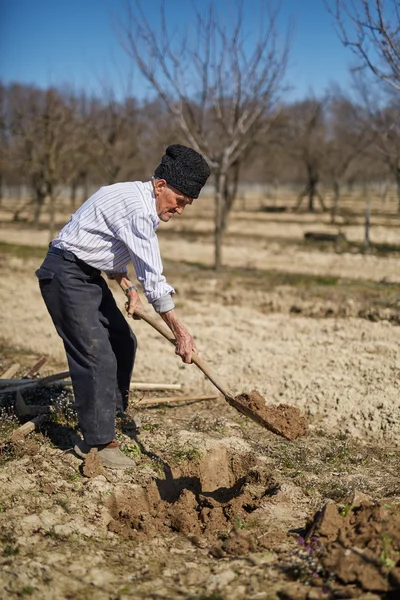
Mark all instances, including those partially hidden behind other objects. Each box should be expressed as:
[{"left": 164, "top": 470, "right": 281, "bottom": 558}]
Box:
[{"left": 175, "top": 206, "right": 184, "bottom": 215}]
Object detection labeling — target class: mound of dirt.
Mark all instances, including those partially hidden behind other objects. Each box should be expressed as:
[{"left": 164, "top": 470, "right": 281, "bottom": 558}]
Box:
[
  {"left": 107, "top": 448, "right": 280, "bottom": 556},
  {"left": 306, "top": 492, "right": 400, "bottom": 594},
  {"left": 234, "top": 391, "right": 308, "bottom": 441}
]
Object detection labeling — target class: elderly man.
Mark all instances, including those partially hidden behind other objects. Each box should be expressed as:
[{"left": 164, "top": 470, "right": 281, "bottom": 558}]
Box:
[{"left": 36, "top": 145, "right": 211, "bottom": 469}]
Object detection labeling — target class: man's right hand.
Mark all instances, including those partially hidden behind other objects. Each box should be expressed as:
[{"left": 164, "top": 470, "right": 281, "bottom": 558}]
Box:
[
  {"left": 174, "top": 328, "right": 198, "bottom": 363},
  {"left": 160, "top": 309, "right": 198, "bottom": 363}
]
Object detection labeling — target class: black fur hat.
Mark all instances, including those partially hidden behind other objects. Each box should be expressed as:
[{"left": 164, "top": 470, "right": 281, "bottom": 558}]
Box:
[{"left": 154, "top": 144, "right": 211, "bottom": 199}]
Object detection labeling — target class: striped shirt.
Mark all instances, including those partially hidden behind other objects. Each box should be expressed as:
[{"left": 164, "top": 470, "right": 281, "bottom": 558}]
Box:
[{"left": 52, "top": 180, "right": 175, "bottom": 312}]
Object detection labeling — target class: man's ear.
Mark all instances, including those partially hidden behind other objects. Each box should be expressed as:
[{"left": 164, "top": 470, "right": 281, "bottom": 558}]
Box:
[{"left": 153, "top": 179, "right": 167, "bottom": 196}]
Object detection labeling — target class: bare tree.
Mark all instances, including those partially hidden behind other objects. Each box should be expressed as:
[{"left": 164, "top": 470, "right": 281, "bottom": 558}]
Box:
[
  {"left": 372, "top": 100, "right": 400, "bottom": 211},
  {"left": 329, "top": 0, "right": 400, "bottom": 92},
  {"left": 285, "top": 97, "right": 328, "bottom": 212},
  {"left": 65, "top": 92, "right": 93, "bottom": 211},
  {"left": 119, "top": 0, "right": 293, "bottom": 269},
  {"left": 9, "top": 85, "right": 77, "bottom": 238},
  {"left": 352, "top": 73, "right": 400, "bottom": 211},
  {"left": 324, "top": 90, "right": 373, "bottom": 222},
  {"left": 86, "top": 89, "right": 144, "bottom": 185},
  {"left": 0, "top": 83, "right": 7, "bottom": 203}
]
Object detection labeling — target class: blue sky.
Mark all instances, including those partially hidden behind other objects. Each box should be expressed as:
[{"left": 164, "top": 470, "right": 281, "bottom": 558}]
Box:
[{"left": 0, "top": 0, "right": 355, "bottom": 102}]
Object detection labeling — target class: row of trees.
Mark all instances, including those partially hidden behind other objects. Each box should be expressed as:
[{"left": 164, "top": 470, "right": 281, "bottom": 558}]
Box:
[
  {"left": 120, "top": 0, "right": 400, "bottom": 268},
  {"left": 0, "top": 84, "right": 170, "bottom": 235},
  {"left": 1, "top": 83, "right": 398, "bottom": 210},
  {"left": 0, "top": 0, "right": 399, "bottom": 268}
]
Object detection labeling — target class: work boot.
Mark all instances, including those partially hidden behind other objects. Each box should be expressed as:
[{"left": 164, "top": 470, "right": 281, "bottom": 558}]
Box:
[{"left": 74, "top": 438, "right": 134, "bottom": 470}]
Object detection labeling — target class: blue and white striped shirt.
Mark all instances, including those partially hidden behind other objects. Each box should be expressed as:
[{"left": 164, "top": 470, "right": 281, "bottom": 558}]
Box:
[{"left": 52, "top": 180, "right": 175, "bottom": 312}]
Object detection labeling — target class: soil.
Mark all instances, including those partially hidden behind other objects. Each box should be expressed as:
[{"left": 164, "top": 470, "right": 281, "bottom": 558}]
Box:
[
  {"left": 1, "top": 200, "right": 400, "bottom": 599},
  {"left": 305, "top": 492, "right": 400, "bottom": 594},
  {"left": 234, "top": 391, "right": 309, "bottom": 440},
  {"left": 83, "top": 449, "right": 106, "bottom": 479},
  {"left": 107, "top": 447, "right": 278, "bottom": 556}
]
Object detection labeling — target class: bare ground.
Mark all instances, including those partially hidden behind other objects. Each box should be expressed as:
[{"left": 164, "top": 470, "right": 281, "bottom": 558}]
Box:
[{"left": 1, "top": 206, "right": 400, "bottom": 599}]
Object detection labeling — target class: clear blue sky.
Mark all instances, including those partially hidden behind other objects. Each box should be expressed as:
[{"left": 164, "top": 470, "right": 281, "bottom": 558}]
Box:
[{"left": 0, "top": 0, "right": 355, "bottom": 102}]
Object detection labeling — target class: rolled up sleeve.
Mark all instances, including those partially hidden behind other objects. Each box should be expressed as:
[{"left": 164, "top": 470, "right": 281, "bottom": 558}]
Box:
[
  {"left": 116, "top": 214, "right": 175, "bottom": 311},
  {"left": 104, "top": 266, "right": 128, "bottom": 279}
]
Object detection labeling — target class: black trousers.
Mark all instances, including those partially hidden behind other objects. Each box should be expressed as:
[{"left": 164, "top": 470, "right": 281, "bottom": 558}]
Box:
[{"left": 36, "top": 248, "right": 137, "bottom": 445}]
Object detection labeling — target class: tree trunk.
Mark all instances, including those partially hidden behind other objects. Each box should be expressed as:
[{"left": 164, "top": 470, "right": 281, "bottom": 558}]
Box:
[
  {"left": 396, "top": 165, "right": 400, "bottom": 215},
  {"left": 364, "top": 195, "right": 371, "bottom": 252},
  {"left": 81, "top": 171, "right": 88, "bottom": 203},
  {"left": 295, "top": 165, "right": 323, "bottom": 213},
  {"left": 70, "top": 179, "right": 77, "bottom": 212},
  {"left": 33, "top": 191, "right": 46, "bottom": 226},
  {"left": 221, "top": 162, "right": 240, "bottom": 232},
  {"left": 214, "top": 171, "right": 226, "bottom": 271},
  {"left": 330, "top": 179, "right": 340, "bottom": 224},
  {"left": 308, "top": 185, "right": 314, "bottom": 212},
  {"left": 307, "top": 164, "right": 326, "bottom": 212},
  {"left": 308, "top": 168, "right": 319, "bottom": 212},
  {"left": 48, "top": 183, "right": 55, "bottom": 241}
]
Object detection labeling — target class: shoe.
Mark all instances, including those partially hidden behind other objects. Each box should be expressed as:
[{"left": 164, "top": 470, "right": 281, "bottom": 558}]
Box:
[{"left": 74, "top": 438, "right": 134, "bottom": 470}]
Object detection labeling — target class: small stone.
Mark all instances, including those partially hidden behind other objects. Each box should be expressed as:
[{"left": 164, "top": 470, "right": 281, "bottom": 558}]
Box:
[
  {"left": 208, "top": 569, "right": 236, "bottom": 589},
  {"left": 307, "top": 589, "right": 328, "bottom": 600},
  {"left": 248, "top": 550, "right": 277, "bottom": 566},
  {"left": 278, "top": 583, "right": 308, "bottom": 600},
  {"left": 20, "top": 514, "right": 42, "bottom": 535},
  {"left": 41, "top": 483, "right": 56, "bottom": 495},
  {"left": 162, "top": 568, "right": 176, "bottom": 578}
]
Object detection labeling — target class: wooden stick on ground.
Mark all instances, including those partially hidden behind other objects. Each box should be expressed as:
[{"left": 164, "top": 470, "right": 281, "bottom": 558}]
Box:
[
  {"left": 0, "top": 377, "right": 182, "bottom": 392},
  {"left": 0, "top": 371, "right": 70, "bottom": 394},
  {"left": 24, "top": 356, "right": 47, "bottom": 378},
  {"left": 10, "top": 414, "right": 47, "bottom": 443},
  {"left": 137, "top": 394, "right": 218, "bottom": 406},
  {"left": 1, "top": 363, "right": 20, "bottom": 379},
  {"left": 0, "top": 378, "right": 70, "bottom": 388},
  {"left": 130, "top": 382, "right": 182, "bottom": 391}
]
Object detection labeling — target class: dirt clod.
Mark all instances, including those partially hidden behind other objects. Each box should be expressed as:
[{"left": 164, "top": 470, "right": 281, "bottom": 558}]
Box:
[
  {"left": 306, "top": 493, "right": 400, "bottom": 594},
  {"left": 234, "top": 391, "right": 308, "bottom": 440},
  {"left": 83, "top": 448, "right": 105, "bottom": 478}
]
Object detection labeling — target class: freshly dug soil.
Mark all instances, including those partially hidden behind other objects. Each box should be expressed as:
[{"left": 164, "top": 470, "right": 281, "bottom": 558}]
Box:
[
  {"left": 306, "top": 492, "right": 400, "bottom": 594},
  {"left": 107, "top": 448, "right": 280, "bottom": 556},
  {"left": 233, "top": 390, "right": 308, "bottom": 441}
]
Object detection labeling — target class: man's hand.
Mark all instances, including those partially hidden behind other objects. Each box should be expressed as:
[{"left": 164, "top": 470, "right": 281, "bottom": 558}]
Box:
[
  {"left": 160, "top": 309, "right": 198, "bottom": 363},
  {"left": 111, "top": 274, "right": 145, "bottom": 320},
  {"left": 125, "top": 290, "right": 145, "bottom": 320},
  {"left": 174, "top": 328, "right": 198, "bottom": 363}
]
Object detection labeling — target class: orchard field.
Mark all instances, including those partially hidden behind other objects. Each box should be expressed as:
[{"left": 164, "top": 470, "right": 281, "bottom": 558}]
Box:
[{"left": 0, "top": 188, "right": 399, "bottom": 600}]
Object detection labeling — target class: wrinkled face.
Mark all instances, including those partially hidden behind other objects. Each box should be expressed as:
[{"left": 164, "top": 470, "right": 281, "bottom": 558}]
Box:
[{"left": 153, "top": 179, "right": 193, "bottom": 222}]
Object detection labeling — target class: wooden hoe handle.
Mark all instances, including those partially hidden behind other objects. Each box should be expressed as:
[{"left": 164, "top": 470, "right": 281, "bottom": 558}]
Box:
[{"left": 134, "top": 309, "right": 233, "bottom": 400}]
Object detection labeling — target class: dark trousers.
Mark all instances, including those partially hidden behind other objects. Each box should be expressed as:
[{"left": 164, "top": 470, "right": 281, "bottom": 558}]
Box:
[{"left": 36, "top": 248, "right": 137, "bottom": 445}]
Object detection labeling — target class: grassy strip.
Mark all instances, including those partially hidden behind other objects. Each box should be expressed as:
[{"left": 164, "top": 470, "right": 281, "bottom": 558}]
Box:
[
  {"left": 163, "top": 259, "right": 400, "bottom": 314},
  {"left": 158, "top": 228, "right": 400, "bottom": 257},
  {"left": 0, "top": 241, "right": 48, "bottom": 259},
  {"left": 1, "top": 240, "right": 398, "bottom": 310}
]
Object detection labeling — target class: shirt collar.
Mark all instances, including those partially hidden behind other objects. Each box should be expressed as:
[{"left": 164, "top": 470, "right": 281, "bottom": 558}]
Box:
[{"left": 143, "top": 180, "right": 160, "bottom": 227}]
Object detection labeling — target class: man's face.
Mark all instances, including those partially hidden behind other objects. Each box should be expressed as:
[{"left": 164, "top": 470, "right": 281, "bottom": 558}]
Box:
[{"left": 153, "top": 179, "right": 193, "bottom": 222}]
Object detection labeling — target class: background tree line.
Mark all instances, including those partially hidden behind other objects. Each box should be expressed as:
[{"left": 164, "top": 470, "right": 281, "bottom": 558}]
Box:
[
  {"left": 1, "top": 82, "right": 398, "bottom": 210},
  {"left": 0, "top": 0, "right": 398, "bottom": 269}
]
